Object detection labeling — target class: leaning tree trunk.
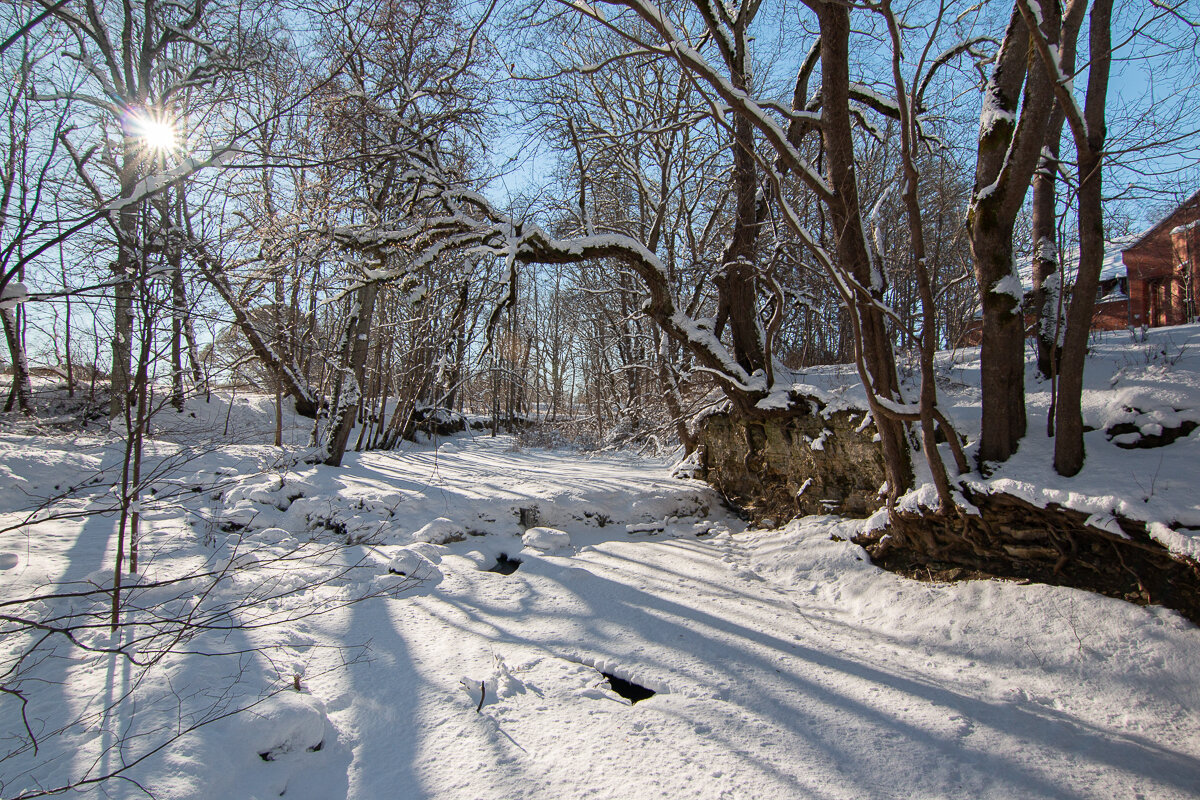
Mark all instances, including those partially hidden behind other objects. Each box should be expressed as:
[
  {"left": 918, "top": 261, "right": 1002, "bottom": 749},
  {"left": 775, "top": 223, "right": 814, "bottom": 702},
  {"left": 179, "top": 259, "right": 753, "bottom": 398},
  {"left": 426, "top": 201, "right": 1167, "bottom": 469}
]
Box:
[
  {"left": 817, "top": 1, "right": 913, "bottom": 497},
  {"left": 195, "top": 256, "right": 320, "bottom": 418},
  {"left": 882, "top": 0, "right": 968, "bottom": 514},
  {"left": 320, "top": 282, "right": 379, "bottom": 467}
]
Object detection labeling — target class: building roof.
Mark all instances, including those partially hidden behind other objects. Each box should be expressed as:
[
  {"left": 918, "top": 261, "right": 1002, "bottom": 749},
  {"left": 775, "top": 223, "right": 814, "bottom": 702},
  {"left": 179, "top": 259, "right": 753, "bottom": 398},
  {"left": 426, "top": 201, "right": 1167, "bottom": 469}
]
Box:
[
  {"left": 969, "top": 237, "right": 1135, "bottom": 320},
  {"left": 1015, "top": 236, "right": 1136, "bottom": 293},
  {"left": 1122, "top": 188, "right": 1200, "bottom": 252}
]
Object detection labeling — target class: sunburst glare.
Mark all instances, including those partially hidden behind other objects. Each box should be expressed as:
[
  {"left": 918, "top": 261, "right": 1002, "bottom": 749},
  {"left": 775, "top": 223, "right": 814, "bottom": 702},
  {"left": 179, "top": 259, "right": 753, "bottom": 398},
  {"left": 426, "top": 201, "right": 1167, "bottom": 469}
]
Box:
[{"left": 128, "top": 110, "right": 180, "bottom": 155}]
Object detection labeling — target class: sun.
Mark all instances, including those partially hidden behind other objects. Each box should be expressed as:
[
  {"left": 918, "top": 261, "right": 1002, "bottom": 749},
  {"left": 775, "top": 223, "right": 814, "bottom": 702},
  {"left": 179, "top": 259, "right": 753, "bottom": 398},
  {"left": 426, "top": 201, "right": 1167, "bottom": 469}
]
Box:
[{"left": 128, "top": 110, "right": 180, "bottom": 155}]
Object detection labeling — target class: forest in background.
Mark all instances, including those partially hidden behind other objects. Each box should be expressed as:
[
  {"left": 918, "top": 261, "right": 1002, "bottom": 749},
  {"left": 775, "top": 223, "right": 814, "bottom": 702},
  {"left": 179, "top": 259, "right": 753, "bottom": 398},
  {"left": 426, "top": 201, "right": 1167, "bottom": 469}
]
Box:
[{"left": 1, "top": 0, "right": 1198, "bottom": 500}]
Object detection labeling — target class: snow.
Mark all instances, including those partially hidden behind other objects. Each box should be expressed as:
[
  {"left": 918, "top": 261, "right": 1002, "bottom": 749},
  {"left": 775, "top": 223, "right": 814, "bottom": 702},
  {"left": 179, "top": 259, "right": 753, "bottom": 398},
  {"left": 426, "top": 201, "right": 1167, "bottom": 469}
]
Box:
[
  {"left": 387, "top": 546, "right": 440, "bottom": 579},
  {"left": 789, "top": 324, "right": 1200, "bottom": 558},
  {"left": 413, "top": 516, "right": 468, "bottom": 544},
  {"left": 990, "top": 272, "right": 1024, "bottom": 302},
  {"left": 522, "top": 526, "right": 572, "bottom": 552},
  {"left": 754, "top": 381, "right": 860, "bottom": 415},
  {"left": 978, "top": 84, "right": 1015, "bottom": 139},
  {"left": 0, "top": 280, "right": 28, "bottom": 309},
  {"left": 4, "top": 330, "right": 1200, "bottom": 798},
  {"left": 245, "top": 691, "right": 329, "bottom": 761}
]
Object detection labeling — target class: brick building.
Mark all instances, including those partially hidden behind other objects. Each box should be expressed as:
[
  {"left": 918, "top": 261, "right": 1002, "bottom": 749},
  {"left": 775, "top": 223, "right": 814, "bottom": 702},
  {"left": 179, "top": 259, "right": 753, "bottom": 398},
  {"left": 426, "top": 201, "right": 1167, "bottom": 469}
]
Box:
[{"left": 1122, "top": 190, "right": 1200, "bottom": 328}]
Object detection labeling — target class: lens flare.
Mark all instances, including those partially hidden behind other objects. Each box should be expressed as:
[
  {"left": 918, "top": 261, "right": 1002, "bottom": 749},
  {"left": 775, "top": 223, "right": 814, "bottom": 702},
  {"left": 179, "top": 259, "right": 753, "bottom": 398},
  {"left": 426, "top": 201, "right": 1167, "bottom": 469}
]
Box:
[{"left": 129, "top": 111, "right": 179, "bottom": 155}]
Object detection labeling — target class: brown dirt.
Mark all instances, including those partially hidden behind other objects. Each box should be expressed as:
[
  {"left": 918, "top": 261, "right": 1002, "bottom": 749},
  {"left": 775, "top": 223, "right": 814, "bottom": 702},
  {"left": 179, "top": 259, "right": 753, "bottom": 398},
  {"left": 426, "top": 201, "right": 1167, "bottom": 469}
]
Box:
[{"left": 855, "top": 489, "right": 1200, "bottom": 626}]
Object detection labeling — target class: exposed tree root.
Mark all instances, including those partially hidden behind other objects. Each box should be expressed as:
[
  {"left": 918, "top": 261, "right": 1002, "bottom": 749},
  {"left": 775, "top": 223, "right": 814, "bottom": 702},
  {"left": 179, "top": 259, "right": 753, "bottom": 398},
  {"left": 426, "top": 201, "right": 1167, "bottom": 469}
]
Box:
[{"left": 856, "top": 488, "right": 1200, "bottom": 625}]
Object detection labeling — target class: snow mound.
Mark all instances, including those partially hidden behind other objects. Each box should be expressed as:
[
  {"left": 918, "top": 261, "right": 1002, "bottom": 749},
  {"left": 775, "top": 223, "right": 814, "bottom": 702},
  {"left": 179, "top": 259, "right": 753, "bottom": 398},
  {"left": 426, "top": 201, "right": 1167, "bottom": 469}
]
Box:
[
  {"left": 406, "top": 542, "right": 444, "bottom": 563},
  {"left": 522, "top": 526, "right": 571, "bottom": 552},
  {"left": 256, "top": 526, "right": 292, "bottom": 540},
  {"left": 244, "top": 691, "right": 328, "bottom": 762},
  {"left": 387, "top": 547, "right": 438, "bottom": 578},
  {"left": 412, "top": 517, "right": 466, "bottom": 544}
]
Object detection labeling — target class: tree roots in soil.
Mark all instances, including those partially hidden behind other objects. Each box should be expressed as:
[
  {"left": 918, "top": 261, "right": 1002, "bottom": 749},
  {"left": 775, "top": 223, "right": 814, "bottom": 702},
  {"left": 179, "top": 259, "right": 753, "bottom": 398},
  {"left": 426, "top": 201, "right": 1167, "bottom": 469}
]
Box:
[{"left": 855, "top": 489, "right": 1200, "bottom": 626}]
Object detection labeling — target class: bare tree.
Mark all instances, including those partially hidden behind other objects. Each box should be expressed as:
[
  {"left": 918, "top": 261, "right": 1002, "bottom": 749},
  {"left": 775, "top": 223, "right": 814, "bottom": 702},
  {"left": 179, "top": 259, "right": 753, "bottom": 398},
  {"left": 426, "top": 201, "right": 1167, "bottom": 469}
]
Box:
[
  {"left": 965, "top": 0, "right": 1060, "bottom": 465},
  {"left": 39, "top": 0, "right": 261, "bottom": 419}
]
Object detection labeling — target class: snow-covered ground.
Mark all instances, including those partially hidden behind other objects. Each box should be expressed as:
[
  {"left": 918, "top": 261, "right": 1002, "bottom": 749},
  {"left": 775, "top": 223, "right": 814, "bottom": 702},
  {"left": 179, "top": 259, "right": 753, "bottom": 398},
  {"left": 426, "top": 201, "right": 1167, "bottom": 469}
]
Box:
[{"left": 3, "top": 327, "right": 1200, "bottom": 799}]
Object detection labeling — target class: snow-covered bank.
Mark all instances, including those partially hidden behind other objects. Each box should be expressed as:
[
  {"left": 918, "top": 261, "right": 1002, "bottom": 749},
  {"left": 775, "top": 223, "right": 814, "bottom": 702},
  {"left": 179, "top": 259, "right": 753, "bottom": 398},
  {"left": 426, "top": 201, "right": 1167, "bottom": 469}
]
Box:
[
  {"left": 3, "top": 425, "right": 1199, "bottom": 799},
  {"left": 793, "top": 323, "right": 1200, "bottom": 561}
]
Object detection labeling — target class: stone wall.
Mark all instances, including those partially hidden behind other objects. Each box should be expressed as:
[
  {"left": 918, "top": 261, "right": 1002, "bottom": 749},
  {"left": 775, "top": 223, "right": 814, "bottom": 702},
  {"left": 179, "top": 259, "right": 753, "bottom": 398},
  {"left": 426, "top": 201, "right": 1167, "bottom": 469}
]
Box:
[{"left": 694, "top": 397, "right": 885, "bottom": 522}]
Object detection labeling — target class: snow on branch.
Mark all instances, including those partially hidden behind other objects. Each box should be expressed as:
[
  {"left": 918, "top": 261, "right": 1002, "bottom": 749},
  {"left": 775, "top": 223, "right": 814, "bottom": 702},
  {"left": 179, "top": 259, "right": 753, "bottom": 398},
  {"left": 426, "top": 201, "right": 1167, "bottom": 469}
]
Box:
[
  {"left": 1014, "top": 0, "right": 1089, "bottom": 146},
  {"left": 101, "top": 148, "right": 236, "bottom": 213},
  {"left": 334, "top": 154, "right": 768, "bottom": 398}
]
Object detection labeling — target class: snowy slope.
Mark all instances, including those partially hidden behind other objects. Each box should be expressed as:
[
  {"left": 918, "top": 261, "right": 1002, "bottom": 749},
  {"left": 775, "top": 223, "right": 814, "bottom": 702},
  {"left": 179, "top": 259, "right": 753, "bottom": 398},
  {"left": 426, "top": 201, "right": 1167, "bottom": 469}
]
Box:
[
  {"left": 3, "top": 417, "right": 1199, "bottom": 799},
  {"left": 794, "top": 323, "right": 1200, "bottom": 559}
]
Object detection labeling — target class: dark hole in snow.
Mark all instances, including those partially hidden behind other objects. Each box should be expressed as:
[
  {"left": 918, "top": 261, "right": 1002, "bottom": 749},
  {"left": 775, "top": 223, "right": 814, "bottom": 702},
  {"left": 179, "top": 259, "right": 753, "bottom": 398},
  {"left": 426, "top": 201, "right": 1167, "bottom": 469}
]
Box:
[
  {"left": 1106, "top": 419, "right": 1198, "bottom": 449},
  {"left": 601, "top": 672, "right": 655, "bottom": 703},
  {"left": 258, "top": 740, "right": 324, "bottom": 761},
  {"left": 487, "top": 552, "right": 522, "bottom": 575}
]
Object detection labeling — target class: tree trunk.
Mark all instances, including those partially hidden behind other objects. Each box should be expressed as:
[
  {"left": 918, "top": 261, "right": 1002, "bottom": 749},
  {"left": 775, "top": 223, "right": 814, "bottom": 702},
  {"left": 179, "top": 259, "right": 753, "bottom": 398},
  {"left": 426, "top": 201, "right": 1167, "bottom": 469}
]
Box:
[
  {"left": 882, "top": 0, "right": 967, "bottom": 512},
  {"left": 1, "top": 305, "right": 32, "bottom": 414},
  {"left": 1053, "top": 0, "right": 1113, "bottom": 476},
  {"left": 321, "top": 282, "right": 379, "bottom": 467},
  {"left": 446, "top": 279, "right": 468, "bottom": 410},
  {"left": 196, "top": 256, "right": 320, "bottom": 418},
  {"left": 967, "top": 1, "right": 1059, "bottom": 464},
  {"left": 110, "top": 181, "right": 137, "bottom": 420},
  {"left": 974, "top": 227, "right": 1029, "bottom": 461},
  {"left": 1031, "top": 0, "right": 1087, "bottom": 382},
  {"left": 817, "top": 2, "right": 913, "bottom": 497},
  {"left": 1030, "top": 146, "right": 1061, "bottom": 381},
  {"left": 170, "top": 256, "right": 186, "bottom": 412},
  {"left": 716, "top": 107, "right": 765, "bottom": 376}
]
